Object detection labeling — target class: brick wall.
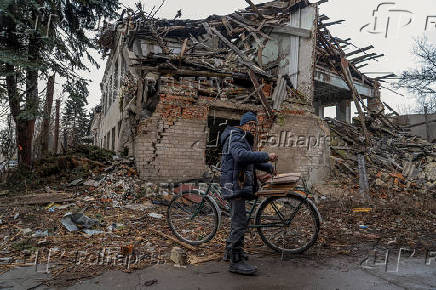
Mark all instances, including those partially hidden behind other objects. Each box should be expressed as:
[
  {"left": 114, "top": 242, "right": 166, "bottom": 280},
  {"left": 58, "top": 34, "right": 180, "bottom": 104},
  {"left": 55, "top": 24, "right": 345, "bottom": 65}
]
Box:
[
  {"left": 259, "top": 111, "right": 331, "bottom": 185},
  {"left": 135, "top": 82, "right": 330, "bottom": 184},
  {"left": 134, "top": 90, "right": 209, "bottom": 182}
]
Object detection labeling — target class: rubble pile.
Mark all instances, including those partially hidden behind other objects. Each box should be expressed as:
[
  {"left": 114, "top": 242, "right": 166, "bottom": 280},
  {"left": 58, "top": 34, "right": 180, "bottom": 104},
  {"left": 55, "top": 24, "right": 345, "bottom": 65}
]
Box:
[
  {"left": 327, "top": 116, "right": 436, "bottom": 194},
  {"left": 98, "top": 0, "right": 323, "bottom": 112},
  {"left": 1, "top": 145, "right": 116, "bottom": 193},
  {"left": 0, "top": 155, "right": 232, "bottom": 287}
]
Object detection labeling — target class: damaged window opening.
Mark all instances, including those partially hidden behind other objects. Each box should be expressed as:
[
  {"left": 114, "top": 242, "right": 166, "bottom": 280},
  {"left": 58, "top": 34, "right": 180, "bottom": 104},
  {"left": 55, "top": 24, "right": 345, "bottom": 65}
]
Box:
[{"left": 206, "top": 116, "right": 240, "bottom": 166}]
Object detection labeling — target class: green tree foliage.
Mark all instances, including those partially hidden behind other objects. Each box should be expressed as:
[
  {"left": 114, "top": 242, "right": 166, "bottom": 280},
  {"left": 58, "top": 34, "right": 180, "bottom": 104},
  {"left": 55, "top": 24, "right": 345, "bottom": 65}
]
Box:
[
  {"left": 397, "top": 38, "right": 436, "bottom": 114},
  {"left": 0, "top": 115, "right": 16, "bottom": 161},
  {"left": 0, "top": 0, "right": 120, "bottom": 167},
  {"left": 62, "top": 78, "right": 90, "bottom": 146}
]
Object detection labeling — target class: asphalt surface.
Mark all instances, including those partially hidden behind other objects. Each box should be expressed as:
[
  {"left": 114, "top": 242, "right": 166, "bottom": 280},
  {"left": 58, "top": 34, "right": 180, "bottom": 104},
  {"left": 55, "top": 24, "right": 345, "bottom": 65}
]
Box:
[{"left": 1, "top": 254, "right": 434, "bottom": 290}]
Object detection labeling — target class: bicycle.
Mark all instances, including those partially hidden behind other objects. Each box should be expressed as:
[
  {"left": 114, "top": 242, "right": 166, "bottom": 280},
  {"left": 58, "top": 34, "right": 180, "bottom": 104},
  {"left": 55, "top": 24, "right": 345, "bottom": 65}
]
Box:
[{"left": 167, "top": 166, "right": 321, "bottom": 254}]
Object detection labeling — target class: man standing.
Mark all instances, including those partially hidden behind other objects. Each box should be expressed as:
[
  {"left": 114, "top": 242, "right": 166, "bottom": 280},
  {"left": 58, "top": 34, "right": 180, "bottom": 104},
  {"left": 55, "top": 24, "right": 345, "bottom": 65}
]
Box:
[{"left": 220, "top": 111, "right": 278, "bottom": 275}]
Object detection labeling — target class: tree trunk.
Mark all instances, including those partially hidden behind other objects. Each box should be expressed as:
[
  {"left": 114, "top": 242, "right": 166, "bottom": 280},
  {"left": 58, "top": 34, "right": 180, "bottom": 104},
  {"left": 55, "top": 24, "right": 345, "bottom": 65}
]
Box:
[
  {"left": 20, "top": 33, "right": 40, "bottom": 168},
  {"left": 16, "top": 121, "right": 35, "bottom": 167},
  {"left": 54, "top": 100, "right": 60, "bottom": 153},
  {"left": 40, "top": 75, "right": 55, "bottom": 157},
  {"left": 3, "top": 9, "right": 23, "bottom": 166}
]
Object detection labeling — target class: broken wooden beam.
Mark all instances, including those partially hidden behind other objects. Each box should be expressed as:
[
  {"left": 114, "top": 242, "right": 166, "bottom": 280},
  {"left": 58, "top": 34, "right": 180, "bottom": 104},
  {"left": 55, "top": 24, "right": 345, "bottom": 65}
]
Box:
[
  {"left": 321, "top": 20, "right": 345, "bottom": 27},
  {"left": 137, "top": 65, "right": 249, "bottom": 79},
  {"left": 355, "top": 63, "right": 368, "bottom": 69},
  {"left": 318, "top": 14, "right": 330, "bottom": 22},
  {"left": 346, "top": 45, "right": 374, "bottom": 57},
  {"left": 269, "top": 25, "right": 312, "bottom": 38},
  {"left": 339, "top": 57, "right": 370, "bottom": 145},
  {"left": 244, "top": 0, "right": 264, "bottom": 19},
  {"left": 375, "top": 73, "right": 396, "bottom": 80},
  {"left": 149, "top": 228, "right": 197, "bottom": 251},
  {"left": 353, "top": 54, "right": 384, "bottom": 64},
  {"left": 350, "top": 53, "right": 377, "bottom": 64},
  {"left": 248, "top": 70, "right": 274, "bottom": 119},
  {"left": 206, "top": 24, "right": 272, "bottom": 78}
]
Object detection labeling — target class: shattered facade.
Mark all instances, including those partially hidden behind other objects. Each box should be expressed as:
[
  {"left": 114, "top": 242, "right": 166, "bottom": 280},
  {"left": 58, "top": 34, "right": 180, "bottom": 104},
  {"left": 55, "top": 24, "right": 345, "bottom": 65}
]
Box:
[{"left": 93, "top": 0, "right": 382, "bottom": 183}]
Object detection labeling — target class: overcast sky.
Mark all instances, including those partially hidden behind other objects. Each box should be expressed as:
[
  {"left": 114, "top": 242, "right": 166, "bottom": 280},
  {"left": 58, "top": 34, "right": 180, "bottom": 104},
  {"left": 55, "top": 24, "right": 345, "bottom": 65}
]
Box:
[{"left": 78, "top": 0, "right": 436, "bottom": 117}]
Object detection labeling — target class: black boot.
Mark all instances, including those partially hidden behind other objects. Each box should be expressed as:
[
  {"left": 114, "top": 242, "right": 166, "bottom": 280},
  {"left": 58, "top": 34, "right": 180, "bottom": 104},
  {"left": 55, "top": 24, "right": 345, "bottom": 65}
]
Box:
[
  {"left": 223, "top": 249, "right": 248, "bottom": 262},
  {"left": 228, "top": 251, "right": 257, "bottom": 275}
]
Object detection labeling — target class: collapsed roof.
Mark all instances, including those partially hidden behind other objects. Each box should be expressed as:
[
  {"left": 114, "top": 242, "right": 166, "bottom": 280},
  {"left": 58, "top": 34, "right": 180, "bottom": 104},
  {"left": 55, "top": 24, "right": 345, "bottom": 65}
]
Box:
[{"left": 98, "top": 0, "right": 383, "bottom": 117}]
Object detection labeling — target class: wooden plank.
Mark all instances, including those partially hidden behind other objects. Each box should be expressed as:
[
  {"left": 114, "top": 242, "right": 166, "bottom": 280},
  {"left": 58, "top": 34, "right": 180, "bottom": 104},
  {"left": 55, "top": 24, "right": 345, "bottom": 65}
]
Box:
[
  {"left": 0, "top": 193, "right": 74, "bottom": 207},
  {"left": 340, "top": 57, "right": 370, "bottom": 145},
  {"left": 272, "top": 76, "right": 287, "bottom": 110},
  {"left": 289, "top": 7, "right": 301, "bottom": 89},
  {"left": 346, "top": 45, "right": 374, "bottom": 57},
  {"left": 149, "top": 228, "right": 197, "bottom": 251},
  {"left": 189, "top": 254, "right": 221, "bottom": 265},
  {"left": 270, "top": 25, "right": 311, "bottom": 38},
  {"left": 206, "top": 24, "right": 272, "bottom": 78},
  {"left": 244, "top": 0, "right": 264, "bottom": 19},
  {"left": 137, "top": 65, "right": 249, "bottom": 79}
]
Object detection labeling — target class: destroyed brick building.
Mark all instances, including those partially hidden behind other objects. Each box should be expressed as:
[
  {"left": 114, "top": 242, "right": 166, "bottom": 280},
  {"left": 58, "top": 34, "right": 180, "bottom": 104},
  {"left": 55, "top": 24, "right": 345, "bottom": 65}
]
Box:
[{"left": 91, "top": 0, "right": 385, "bottom": 183}]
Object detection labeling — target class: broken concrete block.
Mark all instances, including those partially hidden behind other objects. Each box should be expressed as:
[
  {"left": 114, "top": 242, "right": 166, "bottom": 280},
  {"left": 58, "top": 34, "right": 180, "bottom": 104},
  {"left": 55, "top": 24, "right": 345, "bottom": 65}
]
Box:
[
  {"left": 402, "top": 162, "right": 417, "bottom": 179},
  {"left": 82, "top": 229, "right": 104, "bottom": 236},
  {"left": 61, "top": 213, "right": 78, "bottom": 232},
  {"left": 32, "top": 230, "right": 48, "bottom": 238},
  {"left": 71, "top": 212, "right": 99, "bottom": 229},
  {"left": 170, "top": 247, "right": 187, "bottom": 266},
  {"left": 375, "top": 179, "right": 386, "bottom": 187},
  {"left": 148, "top": 213, "right": 163, "bottom": 219}
]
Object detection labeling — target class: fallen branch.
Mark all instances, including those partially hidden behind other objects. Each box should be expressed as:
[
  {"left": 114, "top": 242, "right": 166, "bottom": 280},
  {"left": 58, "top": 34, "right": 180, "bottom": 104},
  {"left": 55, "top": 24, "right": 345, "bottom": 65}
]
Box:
[
  {"left": 149, "top": 228, "right": 197, "bottom": 251},
  {"left": 189, "top": 253, "right": 221, "bottom": 265}
]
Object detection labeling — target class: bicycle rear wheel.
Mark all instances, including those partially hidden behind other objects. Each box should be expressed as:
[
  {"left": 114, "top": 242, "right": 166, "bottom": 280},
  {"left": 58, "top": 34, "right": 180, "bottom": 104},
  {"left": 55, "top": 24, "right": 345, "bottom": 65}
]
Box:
[
  {"left": 255, "top": 194, "right": 320, "bottom": 254},
  {"left": 167, "top": 191, "right": 220, "bottom": 245}
]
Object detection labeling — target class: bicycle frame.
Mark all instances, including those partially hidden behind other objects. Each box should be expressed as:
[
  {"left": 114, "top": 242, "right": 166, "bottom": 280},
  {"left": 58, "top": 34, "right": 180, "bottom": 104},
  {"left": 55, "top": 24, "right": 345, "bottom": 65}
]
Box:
[
  {"left": 181, "top": 169, "right": 319, "bottom": 230},
  {"left": 246, "top": 187, "right": 311, "bottom": 229}
]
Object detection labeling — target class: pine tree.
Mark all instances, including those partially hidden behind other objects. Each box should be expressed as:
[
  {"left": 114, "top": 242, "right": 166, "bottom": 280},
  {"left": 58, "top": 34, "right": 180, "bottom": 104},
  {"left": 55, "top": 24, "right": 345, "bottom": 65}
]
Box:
[
  {"left": 62, "top": 78, "right": 90, "bottom": 147},
  {"left": 0, "top": 0, "right": 120, "bottom": 168}
]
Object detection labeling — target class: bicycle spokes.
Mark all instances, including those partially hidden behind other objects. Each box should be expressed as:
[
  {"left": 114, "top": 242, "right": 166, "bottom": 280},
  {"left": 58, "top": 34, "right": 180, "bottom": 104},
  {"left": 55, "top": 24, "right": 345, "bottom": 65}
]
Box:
[{"left": 256, "top": 196, "right": 320, "bottom": 253}]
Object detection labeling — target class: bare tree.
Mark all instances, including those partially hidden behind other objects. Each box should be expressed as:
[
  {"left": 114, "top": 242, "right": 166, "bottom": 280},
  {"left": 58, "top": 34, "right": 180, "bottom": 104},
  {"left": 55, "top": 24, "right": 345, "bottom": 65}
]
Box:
[{"left": 396, "top": 38, "right": 436, "bottom": 114}]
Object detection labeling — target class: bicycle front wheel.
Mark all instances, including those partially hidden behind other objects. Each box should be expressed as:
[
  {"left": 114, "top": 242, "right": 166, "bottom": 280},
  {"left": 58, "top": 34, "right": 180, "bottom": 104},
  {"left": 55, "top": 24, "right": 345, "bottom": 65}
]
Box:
[
  {"left": 167, "top": 191, "right": 220, "bottom": 245},
  {"left": 255, "top": 194, "right": 320, "bottom": 254}
]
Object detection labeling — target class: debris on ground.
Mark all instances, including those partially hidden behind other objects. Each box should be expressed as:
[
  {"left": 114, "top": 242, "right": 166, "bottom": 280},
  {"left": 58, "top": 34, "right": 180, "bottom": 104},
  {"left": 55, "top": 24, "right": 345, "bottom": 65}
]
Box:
[
  {"left": 170, "top": 247, "right": 187, "bottom": 267},
  {"left": 61, "top": 212, "right": 99, "bottom": 232},
  {"left": 0, "top": 142, "right": 434, "bottom": 287},
  {"left": 327, "top": 116, "right": 436, "bottom": 194}
]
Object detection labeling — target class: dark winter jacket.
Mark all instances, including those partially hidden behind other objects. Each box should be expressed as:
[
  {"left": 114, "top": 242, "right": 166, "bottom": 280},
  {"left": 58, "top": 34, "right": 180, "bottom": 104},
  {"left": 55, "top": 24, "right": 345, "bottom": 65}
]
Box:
[{"left": 220, "top": 126, "right": 273, "bottom": 200}]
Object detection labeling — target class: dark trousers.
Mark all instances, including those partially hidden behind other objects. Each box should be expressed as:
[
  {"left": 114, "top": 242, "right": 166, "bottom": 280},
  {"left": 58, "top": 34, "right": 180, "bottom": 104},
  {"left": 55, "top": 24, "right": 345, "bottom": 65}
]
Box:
[{"left": 226, "top": 198, "right": 248, "bottom": 253}]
